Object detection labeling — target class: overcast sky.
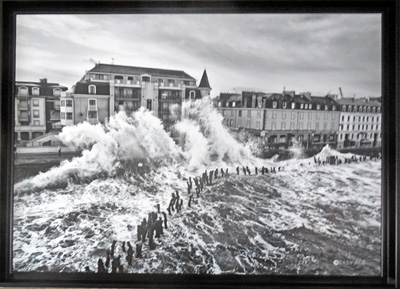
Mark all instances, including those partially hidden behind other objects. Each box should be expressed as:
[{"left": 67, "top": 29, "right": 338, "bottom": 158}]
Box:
[{"left": 16, "top": 13, "right": 381, "bottom": 97}]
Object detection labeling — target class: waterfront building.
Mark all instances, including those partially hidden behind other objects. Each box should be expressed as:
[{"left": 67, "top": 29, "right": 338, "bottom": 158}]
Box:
[
  {"left": 333, "top": 97, "right": 381, "bottom": 149},
  {"left": 14, "top": 78, "right": 68, "bottom": 143},
  {"left": 217, "top": 90, "right": 382, "bottom": 150},
  {"left": 217, "top": 90, "right": 341, "bottom": 149},
  {"left": 64, "top": 63, "right": 211, "bottom": 131}
]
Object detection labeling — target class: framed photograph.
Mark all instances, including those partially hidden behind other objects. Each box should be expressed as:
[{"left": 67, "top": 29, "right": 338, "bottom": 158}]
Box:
[{"left": 1, "top": 0, "right": 399, "bottom": 288}]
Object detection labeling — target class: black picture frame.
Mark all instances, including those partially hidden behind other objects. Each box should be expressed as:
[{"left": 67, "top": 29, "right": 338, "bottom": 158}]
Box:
[{"left": 1, "top": 1, "right": 399, "bottom": 288}]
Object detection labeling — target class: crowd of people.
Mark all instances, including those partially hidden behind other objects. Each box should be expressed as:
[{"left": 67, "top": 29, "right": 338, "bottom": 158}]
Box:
[{"left": 93, "top": 152, "right": 380, "bottom": 273}]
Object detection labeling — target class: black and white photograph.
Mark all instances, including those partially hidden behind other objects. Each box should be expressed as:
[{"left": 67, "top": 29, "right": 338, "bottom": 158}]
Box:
[{"left": 13, "top": 13, "right": 382, "bottom": 276}]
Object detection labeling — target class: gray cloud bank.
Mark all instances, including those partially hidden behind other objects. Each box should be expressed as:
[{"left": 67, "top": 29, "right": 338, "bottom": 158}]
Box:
[{"left": 16, "top": 13, "right": 381, "bottom": 97}]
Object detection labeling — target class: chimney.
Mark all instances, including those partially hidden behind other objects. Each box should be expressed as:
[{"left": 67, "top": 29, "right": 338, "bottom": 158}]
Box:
[
  {"left": 40, "top": 78, "right": 47, "bottom": 84},
  {"left": 252, "top": 94, "right": 256, "bottom": 108}
]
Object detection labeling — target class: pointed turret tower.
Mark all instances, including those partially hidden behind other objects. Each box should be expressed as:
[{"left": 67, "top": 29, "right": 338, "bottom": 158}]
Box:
[{"left": 198, "top": 69, "right": 212, "bottom": 97}]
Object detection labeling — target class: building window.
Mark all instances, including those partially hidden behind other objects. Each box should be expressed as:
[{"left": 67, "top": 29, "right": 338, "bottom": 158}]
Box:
[
  {"left": 299, "top": 122, "right": 303, "bottom": 130},
  {"left": 347, "top": 116, "right": 350, "bottom": 122},
  {"left": 291, "top": 112, "right": 295, "bottom": 119},
  {"left": 33, "top": 120, "right": 40, "bottom": 126},
  {"left": 33, "top": 110, "right": 40, "bottom": 118},
  {"left": 300, "top": 103, "right": 304, "bottom": 109},
  {"left": 317, "top": 104, "right": 321, "bottom": 110},
  {"left": 291, "top": 102, "right": 295, "bottom": 109},
  {"left": 347, "top": 124, "right": 350, "bottom": 130},
  {"left": 353, "top": 125, "right": 355, "bottom": 130},
  {"left": 66, "top": 100, "right": 72, "bottom": 107},
  {"left": 316, "top": 113, "right": 320, "bottom": 120},
  {"left": 18, "top": 87, "right": 28, "bottom": 97},
  {"left": 315, "top": 122, "right": 320, "bottom": 130},
  {"left": 309, "top": 104, "right": 312, "bottom": 109},
  {"left": 32, "top": 87, "right": 40, "bottom": 95},
  {"left": 324, "top": 113, "right": 328, "bottom": 120},
  {"left": 53, "top": 88, "right": 61, "bottom": 97},
  {"left": 61, "top": 100, "right": 66, "bottom": 107},
  {"left": 257, "top": 111, "right": 261, "bottom": 118},
  {"left": 232, "top": 102, "right": 236, "bottom": 107},
  {"left": 88, "top": 111, "right": 97, "bottom": 119},
  {"left": 283, "top": 102, "right": 287, "bottom": 109},
  {"left": 308, "top": 112, "right": 312, "bottom": 120},
  {"left": 372, "top": 117, "right": 375, "bottom": 122},
  {"left": 32, "top": 99, "right": 39, "bottom": 106},
  {"left": 367, "top": 116, "right": 369, "bottom": 122},
  {"left": 190, "top": 91, "right": 196, "bottom": 99},
  {"left": 281, "top": 122, "right": 286, "bottom": 130},
  {"left": 168, "top": 79, "right": 175, "bottom": 84},
  {"left": 66, "top": 113, "right": 73, "bottom": 120},
  {"left": 247, "top": 121, "right": 250, "bottom": 128},
  {"left": 282, "top": 111, "right": 286, "bottom": 119},
  {"left": 342, "top": 105, "right": 346, "bottom": 112},
  {"left": 247, "top": 110, "right": 251, "bottom": 117},
  {"left": 348, "top": 105, "right": 352, "bottom": 112},
  {"left": 60, "top": 112, "right": 65, "bottom": 119},
  {"left": 377, "top": 116, "right": 380, "bottom": 122},
  {"left": 332, "top": 105, "right": 336, "bottom": 111},
  {"left": 377, "top": 107, "right": 381, "bottom": 113},
  {"left": 354, "top": 106, "right": 358, "bottom": 112},
  {"left": 238, "top": 110, "right": 242, "bottom": 117},
  {"left": 142, "top": 76, "right": 151, "bottom": 82},
  {"left": 271, "top": 122, "right": 276, "bottom": 130},
  {"left": 371, "top": 125, "right": 374, "bottom": 130},
  {"left": 323, "top": 123, "right": 327, "bottom": 130},
  {"left": 307, "top": 122, "right": 312, "bottom": 130},
  {"left": 300, "top": 112, "right": 304, "bottom": 119},
  {"left": 231, "top": 110, "right": 234, "bottom": 116},
  {"left": 372, "top": 107, "right": 376, "bottom": 112},
  {"left": 238, "top": 120, "right": 242, "bottom": 127},
  {"left": 88, "top": 85, "right": 96, "bottom": 94},
  {"left": 341, "top": 115, "right": 345, "bottom": 122},
  {"left": 331, "top": 114, "right": 335, "bottom": 120},
  {"left": 290, "top": 122, "right": 295, "bottom": 129},
  {"left": 305, "top": 104, "right": 308, "bottom": 109},
  {"left": 256, "top": 121, "right": 260, "bottom": 130},
  {"left": 184, "top": 81, "right": 190, "bottom": 85},
  {"left": 325, "top": 105, "right": 328, "bottom": 110},
  {"left": 272, "top": 101, "right": 277, "bottom": 108},
  {"left": 367, "top": 107, "right": 371, "bottom": 112},
  {"left": 331, "top": 123, "right": 335, "bottom": 130},
  {"left": 89, "top": 99, "right": 96, "bottom": 106},
  {"left": 272, "top": 111, "right": 277, "bottom": 119},
  {"left": 366, "top": 125, "right": 369, "bottom": 130}
]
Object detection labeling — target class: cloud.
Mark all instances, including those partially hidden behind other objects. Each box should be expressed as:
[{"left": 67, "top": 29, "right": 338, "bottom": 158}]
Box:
[{"left": 15, "top": 13, "right": 381, "bottom": 97}]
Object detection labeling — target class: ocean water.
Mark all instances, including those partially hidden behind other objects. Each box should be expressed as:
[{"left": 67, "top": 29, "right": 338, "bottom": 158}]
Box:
[{"left": 13, "top": 97, "right": 381, "bottom": 275}]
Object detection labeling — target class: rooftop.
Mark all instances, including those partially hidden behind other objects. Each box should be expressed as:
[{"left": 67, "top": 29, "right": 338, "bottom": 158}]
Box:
[{"left": 88, "top": 63, "right": 196, "bottom": 80}]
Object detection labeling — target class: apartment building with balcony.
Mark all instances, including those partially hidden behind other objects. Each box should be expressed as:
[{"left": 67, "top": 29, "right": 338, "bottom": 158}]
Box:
[
  {"left": 334, "top": 97, "right": 381, "bottom": 149},
  {"left": 14, "top": 78, "right": 67, "bottom": 143},
  {"left": 217, "top": 91, "right": 341, "bottom": 149},
  {"left": 66, "top": 63, "right": 211, "bottom": 130}
]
